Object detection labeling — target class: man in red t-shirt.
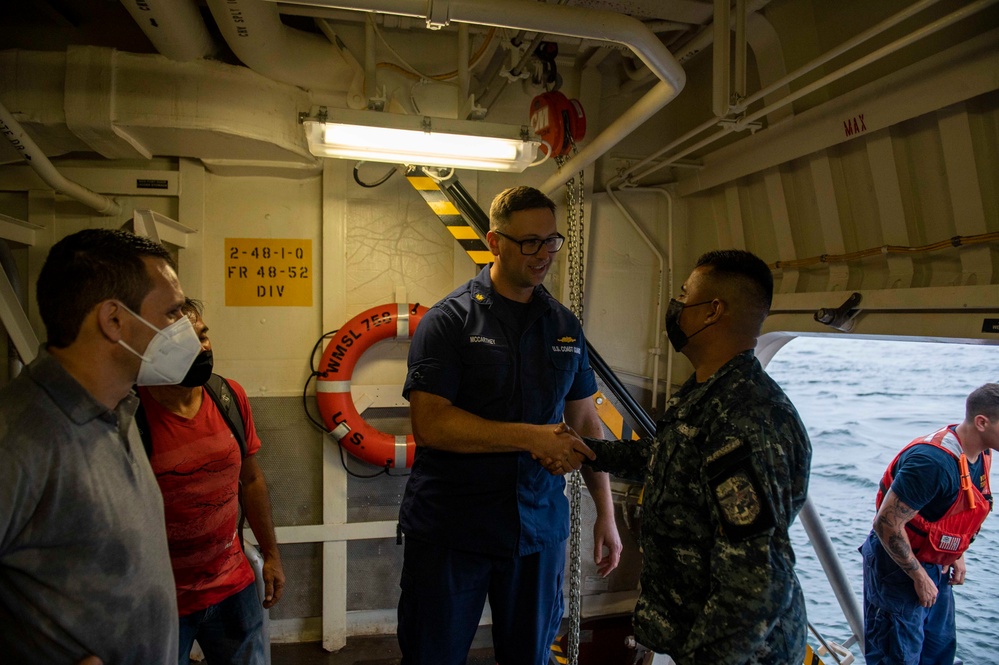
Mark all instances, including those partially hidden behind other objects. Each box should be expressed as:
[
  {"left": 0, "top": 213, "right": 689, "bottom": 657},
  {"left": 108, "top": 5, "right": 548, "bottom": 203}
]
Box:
[{"left": 139, "top": 299, "right": 284, "bottom": 665}]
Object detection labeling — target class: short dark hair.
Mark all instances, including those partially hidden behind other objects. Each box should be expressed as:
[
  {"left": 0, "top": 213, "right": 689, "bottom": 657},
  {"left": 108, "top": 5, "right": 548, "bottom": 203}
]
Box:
[
  {"left": 694, "top": 249, "right": 774, "bottom": 312},
  {"left": 489, "top": 186, "right": 556, "bottom": 231},
  {"left": 966, "top": 383, "right": 999, "bottom": 422},
  {"left": 694, "top": 249, "right": 774, "bottom": 326},
  {"left": 182, "top": 297, "right": 204, "bottom": 320},
  {"left": 37, "top": 229, "right": 174, "bottom": 348}
]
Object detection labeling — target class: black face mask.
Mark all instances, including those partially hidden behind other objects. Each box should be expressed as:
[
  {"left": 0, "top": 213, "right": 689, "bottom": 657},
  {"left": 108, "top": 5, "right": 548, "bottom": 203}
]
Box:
[
  {"left": 179, "top": 349, "right": 213, "bottom": 387},
  {"left": 664, "top": 298, "right": 714, "bottom": 352}
]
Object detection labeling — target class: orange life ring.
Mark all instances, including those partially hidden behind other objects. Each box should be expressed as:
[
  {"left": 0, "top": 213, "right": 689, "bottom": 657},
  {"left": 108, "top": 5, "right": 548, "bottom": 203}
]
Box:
[{"left": 316, "top": 303, "right": 428, "bottom": 468}]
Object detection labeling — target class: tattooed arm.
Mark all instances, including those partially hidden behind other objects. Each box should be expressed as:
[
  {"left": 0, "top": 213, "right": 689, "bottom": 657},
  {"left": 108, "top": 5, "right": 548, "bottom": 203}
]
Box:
[{"left": 872, "top": 489, "right": 939, "bottom": 608}]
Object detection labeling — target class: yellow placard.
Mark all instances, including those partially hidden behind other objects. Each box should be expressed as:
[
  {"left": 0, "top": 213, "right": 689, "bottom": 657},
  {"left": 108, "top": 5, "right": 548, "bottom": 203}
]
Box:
[{"left": 225, "top": 238, "right": 313, "bottom": 307}]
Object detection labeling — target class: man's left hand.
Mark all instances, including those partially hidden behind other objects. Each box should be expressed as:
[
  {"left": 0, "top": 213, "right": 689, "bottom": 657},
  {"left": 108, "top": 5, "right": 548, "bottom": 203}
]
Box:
[
  {"left": 263, "top": 557, "right": 286, "bottom": 608},
  {"left": 945, "top": 555, "right": 966, "bottom": 586},
  {"left": 592, "top": 513, "right": 623, "bottom": 577}
]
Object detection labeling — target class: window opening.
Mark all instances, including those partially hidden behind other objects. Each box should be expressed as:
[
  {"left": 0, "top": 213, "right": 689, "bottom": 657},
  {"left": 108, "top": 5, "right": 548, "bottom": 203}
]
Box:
[{"left": 767, "top": 337, "right": 998, "bottom": 664}]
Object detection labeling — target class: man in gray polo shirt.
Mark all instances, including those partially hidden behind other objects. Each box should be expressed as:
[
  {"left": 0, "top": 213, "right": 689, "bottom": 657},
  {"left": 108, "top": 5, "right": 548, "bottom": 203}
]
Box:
[{"left": 0, "top": 229, "right": 201, "bottom": 664}]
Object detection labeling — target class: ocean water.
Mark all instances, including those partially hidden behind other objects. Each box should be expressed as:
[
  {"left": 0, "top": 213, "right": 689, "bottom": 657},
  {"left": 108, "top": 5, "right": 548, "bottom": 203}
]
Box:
[{"left": 766, "top": 337, "right": 999, "bottom": 664}]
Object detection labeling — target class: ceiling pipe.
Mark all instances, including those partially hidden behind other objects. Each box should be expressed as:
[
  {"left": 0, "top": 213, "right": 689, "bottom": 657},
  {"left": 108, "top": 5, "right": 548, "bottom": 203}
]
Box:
[
  {"left": 620, "top": 0, "right": 774, "bottom": 95},
  {"left": 712, "top": 0, "right": 730, "bottom": 118},
  {"left": 474, "top": 0, "right": 569, "bottom": 117},
  {"left": 619, "top": 0, "right": 949, "bottom": 183},
  {"left": 205, "top": 0, "right": 356, "bottom": 95},
  {"left": 365, "top": 14, "right": 379, "bottom": 104},
  {"left": 281, "top": 3, "right": 642, "bottom": 50},
  {"left": 119, "top": 0, "right": 358, "bottom": 96},
  {"left": 0, "top": 243, "right": 39, "bottom": 367},
  {"left": 676, "top": 0, "right": 773, "bottom": 64},
  {"left": 540, "top": 81, "right": 678, "bottom": 195},
  {"left": 118, "top": 0, "right": 216, "bottom": 61},
  {"left": 0, "top": 99, "right": 121, "bottom": 216},
  {"left": 732, "top": 0, "right": 946, "bottom": 115},
  {"left": 0, "top": 239, "right": 27, "bottom": 377},
  {"left": 643, "top": 20, "right": 693, "bottom": 34},
  {"left": 316, "top": 18, "right": 369, "bottom": 109},
  {"left": 713, "top": 0, "right": 749, "bottom": 119},
  {"left": 477, "top": 27, "right": 549, "bottom": 114},
  {"left": 734, "top": 0, "right": 748, "bottom": 100},
  {"left": 604, "top": 181, "right": 668, "bottom": 411},
  {"left": 457, "top": 23, "right": 470, "bottom": 108},
  {"left": 622, "top": 0, "right": 988, "bottom": 184},
  {"left": 259, "top": 0, "right": 686, "bottom": 194},
  {"left": 471, "top": 31, "right": 522, "bottom": 102}
]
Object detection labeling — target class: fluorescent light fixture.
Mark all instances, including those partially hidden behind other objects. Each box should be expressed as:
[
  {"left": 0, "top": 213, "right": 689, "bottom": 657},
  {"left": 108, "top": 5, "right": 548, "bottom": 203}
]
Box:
[{"left": 303, "top": 109, "right": 540, "bottom": 172}]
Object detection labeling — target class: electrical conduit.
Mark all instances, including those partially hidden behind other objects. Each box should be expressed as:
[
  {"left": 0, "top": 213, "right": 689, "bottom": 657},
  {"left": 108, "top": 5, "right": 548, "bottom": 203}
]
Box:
[
  {"left": 605, "top": 180, "right": 674, "bottom": 409},
  {"left": 0, "top": 99, "right": 121, "bottom": 216},
  {"left": 258, "top": 0, "right": 686, "bottom": 193},
  {"left": 620, "top": 0, "right": 957, "bottom": 184}
]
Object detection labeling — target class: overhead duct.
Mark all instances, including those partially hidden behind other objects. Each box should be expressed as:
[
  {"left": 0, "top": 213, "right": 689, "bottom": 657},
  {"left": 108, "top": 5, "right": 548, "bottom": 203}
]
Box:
[
  {"left": 0, "top": 48, "right": 320, "bottom": 179},
  {"left": 118, "top": 0, "right": 217, "bottom": 62},
  {"left": 205, "top": 0, "right": 358, "bottom": 98},
  {"left": 64, "top": 46, "right": 154, "bottom": 161},
  {"left": 258, "top": 0, "right": 687, "bottom": 194}
]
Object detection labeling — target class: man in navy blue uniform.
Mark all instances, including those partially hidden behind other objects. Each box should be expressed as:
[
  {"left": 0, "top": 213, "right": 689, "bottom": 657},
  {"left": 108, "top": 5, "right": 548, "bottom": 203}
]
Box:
[
  {"left": 862, "top": 383, "right": 997, "bottom": 664},
  {"left": 398, "top": 186, "right": 622, "bottom": 665}
]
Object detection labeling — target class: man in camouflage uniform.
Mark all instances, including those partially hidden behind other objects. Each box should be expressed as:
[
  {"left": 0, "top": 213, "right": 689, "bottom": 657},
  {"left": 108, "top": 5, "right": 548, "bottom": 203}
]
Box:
[{"left": 581, "top": 249, "right": 812, "bottom": 664}]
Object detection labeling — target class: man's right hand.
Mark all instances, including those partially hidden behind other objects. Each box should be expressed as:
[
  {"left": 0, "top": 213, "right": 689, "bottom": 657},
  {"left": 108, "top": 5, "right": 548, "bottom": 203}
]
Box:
[
  {"left": 531, "top": 422, "right": 595, "bottom": 474},
  {"left": 913, "top": 569, "right": 939, "bottom": 608},
  {"left": 77, "top": 657, "right": 103, "bottom": 665},
  {"left": 874, "top": 489, "right": 939, "bottom": 607}
]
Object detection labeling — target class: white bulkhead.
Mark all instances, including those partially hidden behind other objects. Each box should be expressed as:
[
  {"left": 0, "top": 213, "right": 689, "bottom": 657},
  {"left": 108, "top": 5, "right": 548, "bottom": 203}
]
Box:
[{"left": 1, "top": 0, "right": 997, "bottom": 655}]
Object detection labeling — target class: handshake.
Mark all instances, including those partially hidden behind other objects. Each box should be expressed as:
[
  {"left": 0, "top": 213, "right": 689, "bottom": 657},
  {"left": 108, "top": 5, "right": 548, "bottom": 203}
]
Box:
[{"left": 531, "top": 422, "right": 596, "bottom": 475}]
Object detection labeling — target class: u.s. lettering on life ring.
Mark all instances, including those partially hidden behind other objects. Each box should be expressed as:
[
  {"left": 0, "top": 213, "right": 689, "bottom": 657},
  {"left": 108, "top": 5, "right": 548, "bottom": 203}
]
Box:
[{"left": 316, "top": 303, "right": 427, "bottom": 468}]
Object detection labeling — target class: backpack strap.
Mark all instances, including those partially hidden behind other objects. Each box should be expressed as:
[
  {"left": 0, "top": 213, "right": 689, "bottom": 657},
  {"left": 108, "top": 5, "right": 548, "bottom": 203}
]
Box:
[
  {"left": 203, "top": 374, "right": 248, "bottom": 458},
  {"left": 134, "top": 395, "right": 154, "bottom": 458},
  {"left": 135, "top": 376, "right": 248, "bottom": 459},
  {"left": 203, "top": 374, "right": 251, "bottom": 550}
]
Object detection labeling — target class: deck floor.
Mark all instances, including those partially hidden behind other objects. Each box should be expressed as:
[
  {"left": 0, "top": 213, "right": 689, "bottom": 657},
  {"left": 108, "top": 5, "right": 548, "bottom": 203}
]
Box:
[
  {"left": 270, "top": 635, "right": 495, "bottom": 665},
  {"left": 264, "top": 615, "right": 636, "bottom": 665}
]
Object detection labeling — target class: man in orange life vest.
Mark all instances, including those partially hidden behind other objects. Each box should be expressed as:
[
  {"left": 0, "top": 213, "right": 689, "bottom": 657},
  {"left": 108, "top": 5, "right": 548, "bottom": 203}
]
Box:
[{"left": 861, "top": 383, "right": 997, "bottom": 664}]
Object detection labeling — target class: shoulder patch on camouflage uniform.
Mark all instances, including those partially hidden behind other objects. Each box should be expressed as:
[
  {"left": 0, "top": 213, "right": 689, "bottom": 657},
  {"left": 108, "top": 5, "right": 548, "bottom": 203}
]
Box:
[
  {"left": 705, "top": 442, "right": 776, "bottom": 540},
  {"left": 715, "top": 471, "right": 761, "bottom": 525}
]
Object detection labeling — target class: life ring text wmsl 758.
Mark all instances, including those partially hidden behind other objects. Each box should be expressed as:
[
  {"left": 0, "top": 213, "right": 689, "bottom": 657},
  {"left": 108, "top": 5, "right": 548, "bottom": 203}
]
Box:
[{"left": 316, "top": 303, "right": 427, "bottom": 469}]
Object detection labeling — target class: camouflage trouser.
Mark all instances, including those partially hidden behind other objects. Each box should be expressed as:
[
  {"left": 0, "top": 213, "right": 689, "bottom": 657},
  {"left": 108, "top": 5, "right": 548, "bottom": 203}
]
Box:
[
  {"left": 745, "top": 610, "right": 807, "bottom": 665},
  {"left": 635, "top": 598, "right": 806, "bottom": 665}
]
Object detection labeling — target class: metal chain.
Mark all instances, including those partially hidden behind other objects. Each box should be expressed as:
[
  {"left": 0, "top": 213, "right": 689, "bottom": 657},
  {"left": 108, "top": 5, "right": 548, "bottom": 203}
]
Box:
[
  {"left": 556, "top": 148, "right": 586, "bottom": 665},
  {"left": 561, "top": 163, "right": 586, "bottom": 322},
  {"left": 567, "top": 467, "right": 583, "bottom": 665}
]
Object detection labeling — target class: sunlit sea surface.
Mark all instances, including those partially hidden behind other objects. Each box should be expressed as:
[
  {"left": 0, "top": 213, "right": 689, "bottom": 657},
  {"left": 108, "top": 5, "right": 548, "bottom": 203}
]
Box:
[{"left": 766, "top": 337, "right": 998, "bottom": 664}]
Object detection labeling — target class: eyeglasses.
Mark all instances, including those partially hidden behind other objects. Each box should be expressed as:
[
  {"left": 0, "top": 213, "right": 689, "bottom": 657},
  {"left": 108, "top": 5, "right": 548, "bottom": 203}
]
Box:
[{"left": 493, "top": 231, "right": 566, "bottom": 255}]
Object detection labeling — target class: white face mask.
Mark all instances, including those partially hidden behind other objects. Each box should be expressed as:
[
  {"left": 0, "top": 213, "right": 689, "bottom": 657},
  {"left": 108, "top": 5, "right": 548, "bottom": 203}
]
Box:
[{"left": 117, "top": 304, "right": 201, "bottom": 386}]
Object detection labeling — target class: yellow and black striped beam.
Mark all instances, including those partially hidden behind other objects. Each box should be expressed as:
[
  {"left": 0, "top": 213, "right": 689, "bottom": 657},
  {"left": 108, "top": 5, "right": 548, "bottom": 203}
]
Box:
[
  {"left": 804, "top": 645, "right": 824, "bottom": 665},
  {"left": 406, "top": 167, "right": 492, "bottom": 267},
  {"left": 549, "top": 639, "right": 567, "bottom": 664},
  {"left": 593, "top": 391, "right": 642, "bottom": 441}
]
